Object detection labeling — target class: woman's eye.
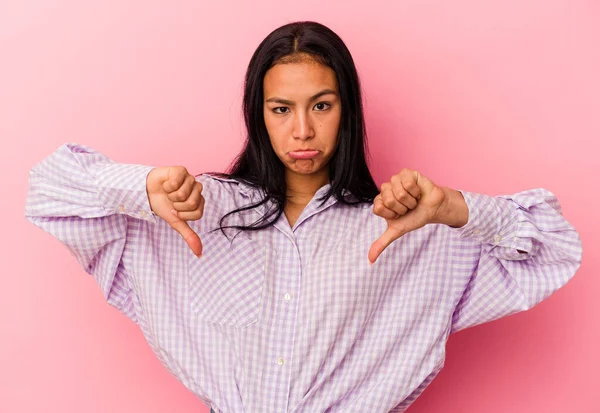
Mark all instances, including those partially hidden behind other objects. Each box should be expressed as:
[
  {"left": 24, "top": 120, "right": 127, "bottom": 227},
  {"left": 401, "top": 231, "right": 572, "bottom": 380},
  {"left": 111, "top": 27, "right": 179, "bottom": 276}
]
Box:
[
  {"left": 273, "top": 107, "right": 289, "bottom": 114},
  {"left": 314, "top": 102, "right": 331, "bottom": 111}
]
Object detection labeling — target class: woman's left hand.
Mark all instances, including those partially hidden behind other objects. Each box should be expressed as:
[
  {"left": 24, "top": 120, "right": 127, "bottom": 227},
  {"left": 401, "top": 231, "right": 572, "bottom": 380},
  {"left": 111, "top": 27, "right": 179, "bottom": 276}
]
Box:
[{"left": 368, "top": 168, "right": 468, "bottom": 264}]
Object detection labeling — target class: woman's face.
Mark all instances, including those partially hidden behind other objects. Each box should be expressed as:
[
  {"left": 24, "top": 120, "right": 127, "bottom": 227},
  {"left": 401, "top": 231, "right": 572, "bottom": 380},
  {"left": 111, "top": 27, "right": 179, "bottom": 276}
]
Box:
[{"left": 263, "top": 58, "right": 342, "bottom": 180}]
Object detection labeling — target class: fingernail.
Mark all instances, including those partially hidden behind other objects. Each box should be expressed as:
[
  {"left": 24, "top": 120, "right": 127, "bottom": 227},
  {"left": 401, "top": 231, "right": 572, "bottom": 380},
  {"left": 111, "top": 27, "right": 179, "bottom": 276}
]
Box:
[{"left": 171, "top": 209, "right": 178, "bottom": 217}]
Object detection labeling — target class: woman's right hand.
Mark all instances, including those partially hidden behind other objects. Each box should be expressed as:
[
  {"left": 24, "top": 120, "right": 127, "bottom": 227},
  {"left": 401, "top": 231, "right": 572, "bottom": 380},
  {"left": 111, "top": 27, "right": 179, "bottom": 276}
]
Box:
[{"left": 146, "top": 166, "right": 204, "bottom": 257}]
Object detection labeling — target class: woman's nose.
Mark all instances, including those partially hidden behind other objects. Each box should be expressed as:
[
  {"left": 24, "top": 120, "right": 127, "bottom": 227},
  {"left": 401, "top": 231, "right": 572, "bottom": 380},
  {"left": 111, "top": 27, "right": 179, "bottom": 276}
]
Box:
[{"left": 292, "top": 113, "right": 314, "bottom": 140}]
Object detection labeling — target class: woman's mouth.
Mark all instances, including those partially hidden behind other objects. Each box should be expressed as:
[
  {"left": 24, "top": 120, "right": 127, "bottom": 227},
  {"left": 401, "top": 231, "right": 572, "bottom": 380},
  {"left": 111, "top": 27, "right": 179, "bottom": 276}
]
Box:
[{"left": 289, "top": 150, "right": 320, "bottom": 159}]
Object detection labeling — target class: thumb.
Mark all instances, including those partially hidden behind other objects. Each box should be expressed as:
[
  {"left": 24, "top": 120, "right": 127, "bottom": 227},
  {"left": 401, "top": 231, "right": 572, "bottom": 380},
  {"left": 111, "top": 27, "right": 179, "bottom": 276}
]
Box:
[
  {"left": 170, "top": 219, "right": 203, "bottom": 257},
  {"left": 368, "top": 226, "right": 403, "bottom": 264}
]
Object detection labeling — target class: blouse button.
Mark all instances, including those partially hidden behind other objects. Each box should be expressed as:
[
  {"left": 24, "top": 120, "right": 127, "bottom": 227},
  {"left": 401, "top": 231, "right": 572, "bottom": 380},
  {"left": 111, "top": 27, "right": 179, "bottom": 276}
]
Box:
[
  {"left": 284, "top": 293, "right": 292, "bottom": 301},
  {"left": 277, "top": 357, "right": 285, "bottom": 366}
]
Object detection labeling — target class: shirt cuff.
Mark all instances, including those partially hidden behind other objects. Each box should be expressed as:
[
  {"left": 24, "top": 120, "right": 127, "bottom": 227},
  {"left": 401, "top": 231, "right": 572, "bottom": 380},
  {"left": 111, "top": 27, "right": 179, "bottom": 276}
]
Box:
[
  {"left": 452, "top": 190, "right": 532, "bottom": 259},
  {"left": 92, "top": 162, "right": 158, "bottom": 224}
]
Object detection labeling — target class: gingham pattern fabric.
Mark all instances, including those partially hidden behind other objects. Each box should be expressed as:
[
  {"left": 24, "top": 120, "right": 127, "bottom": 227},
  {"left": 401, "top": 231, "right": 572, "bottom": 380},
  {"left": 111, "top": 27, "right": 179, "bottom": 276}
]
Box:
[{"left": 25, "top": 143, "right": 582, "bottom": 413}]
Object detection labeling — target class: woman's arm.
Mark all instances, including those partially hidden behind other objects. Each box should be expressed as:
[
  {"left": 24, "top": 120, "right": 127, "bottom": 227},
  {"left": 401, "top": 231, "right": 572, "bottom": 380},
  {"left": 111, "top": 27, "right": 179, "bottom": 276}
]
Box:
[
  {"left": 24, "top": 143, "right": 157, "bottom": 321},
  {"left": 448, "top": 188, "right": 583, "bottom": 333}
]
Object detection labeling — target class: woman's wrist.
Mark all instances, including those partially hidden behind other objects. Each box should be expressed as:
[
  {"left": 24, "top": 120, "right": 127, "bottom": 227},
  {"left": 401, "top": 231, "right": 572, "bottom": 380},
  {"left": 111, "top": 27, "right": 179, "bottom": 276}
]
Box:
[{"left": 437, "top": 187, "right": 469, "bottom": 228}]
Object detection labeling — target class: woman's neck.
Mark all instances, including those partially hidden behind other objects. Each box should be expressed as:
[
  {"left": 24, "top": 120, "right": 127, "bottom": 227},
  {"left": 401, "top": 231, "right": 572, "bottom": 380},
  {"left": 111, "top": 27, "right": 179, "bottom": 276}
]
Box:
[{"left": 285, "top": 169, "right": 329, "bottom": 206}]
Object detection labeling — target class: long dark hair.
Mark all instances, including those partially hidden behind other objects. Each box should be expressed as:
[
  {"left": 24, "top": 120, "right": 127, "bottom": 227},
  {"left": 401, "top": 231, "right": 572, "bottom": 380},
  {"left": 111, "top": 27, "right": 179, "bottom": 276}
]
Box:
[{"left": 213, "top": 21, "right": 379, "bottom": 232}]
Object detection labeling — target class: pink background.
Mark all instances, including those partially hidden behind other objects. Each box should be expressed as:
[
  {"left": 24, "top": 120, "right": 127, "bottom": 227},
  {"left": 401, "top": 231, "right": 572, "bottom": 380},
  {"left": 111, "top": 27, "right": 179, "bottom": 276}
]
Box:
[{"left": 2, "top": 0, "right": 599, "bottom": 412}]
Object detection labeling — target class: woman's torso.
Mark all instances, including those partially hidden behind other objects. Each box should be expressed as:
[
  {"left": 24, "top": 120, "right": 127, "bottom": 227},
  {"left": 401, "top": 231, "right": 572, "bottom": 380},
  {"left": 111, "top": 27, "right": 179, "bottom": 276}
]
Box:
[{"left": 125, "top": 175, "right": 470, "bottom": 413}]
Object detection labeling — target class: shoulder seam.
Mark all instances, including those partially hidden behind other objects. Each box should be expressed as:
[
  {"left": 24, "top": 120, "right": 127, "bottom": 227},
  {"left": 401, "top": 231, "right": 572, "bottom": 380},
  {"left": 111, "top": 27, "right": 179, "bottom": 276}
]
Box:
[{"left": 200, "top": 173, "right": 240, "bottom": 184}]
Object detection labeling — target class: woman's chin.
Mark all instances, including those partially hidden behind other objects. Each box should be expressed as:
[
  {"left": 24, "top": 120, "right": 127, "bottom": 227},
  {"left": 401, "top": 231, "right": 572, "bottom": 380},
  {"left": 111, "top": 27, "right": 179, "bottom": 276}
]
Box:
[{"left": 285, "top": 160, "right": 326, "bottom": 176}]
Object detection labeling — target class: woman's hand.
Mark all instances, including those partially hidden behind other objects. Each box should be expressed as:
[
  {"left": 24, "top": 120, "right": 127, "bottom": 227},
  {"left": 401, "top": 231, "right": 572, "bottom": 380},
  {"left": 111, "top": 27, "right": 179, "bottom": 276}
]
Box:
[
  {"left": 146, "top": 166, "right": 205, "bottom": 257},
  {"left": 368, "top": 168, "right": 468, "bottom": 264}
]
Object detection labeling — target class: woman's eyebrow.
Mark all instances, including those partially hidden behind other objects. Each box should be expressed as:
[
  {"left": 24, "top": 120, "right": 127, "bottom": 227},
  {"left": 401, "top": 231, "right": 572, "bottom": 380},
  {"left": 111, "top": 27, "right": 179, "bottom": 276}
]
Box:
[{"left": 265, "top": 89, "right": 337, "bottom": 105}]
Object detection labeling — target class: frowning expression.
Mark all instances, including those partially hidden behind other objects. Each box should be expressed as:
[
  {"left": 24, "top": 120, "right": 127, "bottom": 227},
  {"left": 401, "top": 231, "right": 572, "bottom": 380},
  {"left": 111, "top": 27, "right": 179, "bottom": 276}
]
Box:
[{"left": 263, "top": 57, "right": 342, "bottom": 179}]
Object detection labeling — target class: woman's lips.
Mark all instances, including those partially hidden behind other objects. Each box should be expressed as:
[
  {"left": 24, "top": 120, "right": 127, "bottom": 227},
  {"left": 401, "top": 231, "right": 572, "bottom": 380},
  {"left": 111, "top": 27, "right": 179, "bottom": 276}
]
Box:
[{"left": 289, "top": 150, "right": 319, "bottom": 159}]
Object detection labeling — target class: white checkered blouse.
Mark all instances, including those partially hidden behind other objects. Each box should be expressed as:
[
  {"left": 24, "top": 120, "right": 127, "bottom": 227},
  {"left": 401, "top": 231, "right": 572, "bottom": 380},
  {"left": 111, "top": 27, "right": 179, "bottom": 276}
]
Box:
[{"left": 25, "top": 143, "right": 582, "bottom": 413}]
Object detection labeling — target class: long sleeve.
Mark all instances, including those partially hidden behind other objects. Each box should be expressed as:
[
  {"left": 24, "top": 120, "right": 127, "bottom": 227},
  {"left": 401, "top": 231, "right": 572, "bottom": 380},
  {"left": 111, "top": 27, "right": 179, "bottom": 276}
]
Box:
[
  {"left": 24, "top": 143, "right": 157, "bottom": 321},
  {"left": 449, "top": 188, "right": 582, "bottom": 333}
]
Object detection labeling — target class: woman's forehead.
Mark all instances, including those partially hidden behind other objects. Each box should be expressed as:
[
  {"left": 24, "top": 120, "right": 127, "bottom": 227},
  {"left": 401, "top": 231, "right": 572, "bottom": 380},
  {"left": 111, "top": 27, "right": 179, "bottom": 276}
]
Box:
[{"left": 263, "top": 61, "right": 338, "bottom": 98}]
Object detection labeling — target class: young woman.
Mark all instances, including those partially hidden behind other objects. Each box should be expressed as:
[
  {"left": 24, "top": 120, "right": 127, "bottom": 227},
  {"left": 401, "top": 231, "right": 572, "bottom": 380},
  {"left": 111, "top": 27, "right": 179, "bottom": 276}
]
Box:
[{"left": 25, "top": 21, "right": 582, "bottom": 413}]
